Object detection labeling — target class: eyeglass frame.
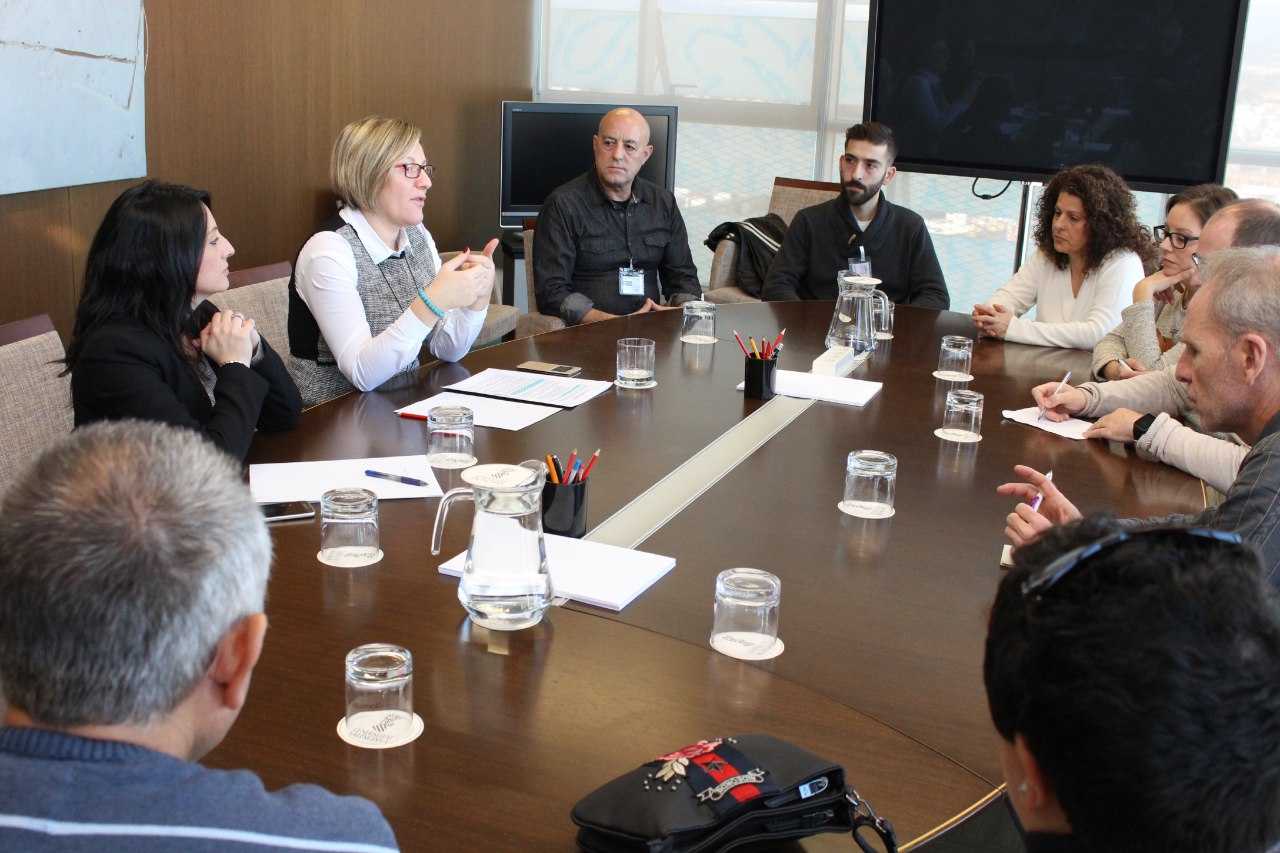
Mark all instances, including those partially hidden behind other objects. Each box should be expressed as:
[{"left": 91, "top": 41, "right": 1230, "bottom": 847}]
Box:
[
  {"left": 395, "top": 162, "right": 436, "bottom": 179},
  {"left": 1153, "top": 224, "right": 1199, "bottom": 250},
  {"left": 1020, "top": 526, "right": 1243, "bottom": 600}
]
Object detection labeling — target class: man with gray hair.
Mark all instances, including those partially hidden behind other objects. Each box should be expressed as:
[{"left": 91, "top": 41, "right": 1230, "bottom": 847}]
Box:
[
  {"left": 999, "top": 246, "right": 1280, "bottom": 588},
  {"left": 0, "top": 421, "right": 398, "bottom": 851}
]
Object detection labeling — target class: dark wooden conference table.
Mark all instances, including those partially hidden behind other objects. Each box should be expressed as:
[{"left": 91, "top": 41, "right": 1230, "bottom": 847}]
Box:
[{"left": 214, "top": 302, "right": 1204, "bottom": 852}]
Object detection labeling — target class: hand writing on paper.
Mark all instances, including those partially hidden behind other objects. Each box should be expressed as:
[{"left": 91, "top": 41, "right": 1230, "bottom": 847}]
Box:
[
  {"left": 972, "top": 303, "right": 1012, "bottom": 339},
  {"left": 996, "top": 465, "right": 1082, "bottom": 547},
  {"left": 1084, "top": 408, "right": 1144, "bottom": 442},
  {"left": 1030, "top": 381, "right": 1087, "bottom": 422}
]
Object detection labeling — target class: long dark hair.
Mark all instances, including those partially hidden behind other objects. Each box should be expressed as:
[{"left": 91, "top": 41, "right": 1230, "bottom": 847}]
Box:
[
  {"left": 63, "top": 181, "right": 210, "bottom": 374},
  {"left": 1033, "top": 165, "right": 1156, "bottom": 276}
]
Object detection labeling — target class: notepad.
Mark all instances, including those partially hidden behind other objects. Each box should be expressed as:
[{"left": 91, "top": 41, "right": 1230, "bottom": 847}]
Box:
[
  {"left": 438, "top": 535, "right": 676, "bottom": 611},
  {"left": 736, "top": 370, "right": 882, "bottom": 407},
  {"left": 444, "top": 368, "right": 613, "bottom": 408},
  {"left": 396, "top": 391, "right": 559, "bottom": 431},
  {"left": 1001, "top": 406, "right": 1092, "bottom": 440},
  {"left": 249, "top": 455, "right": 443, "bottom": 503}
]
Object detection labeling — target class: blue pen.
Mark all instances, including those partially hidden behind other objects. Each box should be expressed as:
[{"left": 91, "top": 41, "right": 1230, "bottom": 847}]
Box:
[
  {"left": 365, "top": 469, "right": 430, "bottom": 488},
  {"left": 566, "top": 460, "right": 583, "bottom": 484}
]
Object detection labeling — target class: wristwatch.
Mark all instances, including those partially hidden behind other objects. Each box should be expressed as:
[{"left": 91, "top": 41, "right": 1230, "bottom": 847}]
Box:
[{"left": 1132, "top": 413, "right": 1157, "bottom": 443}]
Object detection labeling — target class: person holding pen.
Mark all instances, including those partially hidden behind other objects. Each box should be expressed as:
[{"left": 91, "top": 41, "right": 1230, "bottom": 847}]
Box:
[
  {"left": 290, "top": 116, "right": 499, "bottom": 406},
  {"left": 973, "top": 165, "right": 1153, "bottom": 350}
]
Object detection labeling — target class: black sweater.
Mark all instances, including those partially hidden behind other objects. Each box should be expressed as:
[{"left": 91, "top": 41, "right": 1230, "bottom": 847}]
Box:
[
  {"left": 71, "top": 301, "right": 302, "bottom": 461},
  {"left": 762, "top": 192, "right": 949, "bottom": 309}
]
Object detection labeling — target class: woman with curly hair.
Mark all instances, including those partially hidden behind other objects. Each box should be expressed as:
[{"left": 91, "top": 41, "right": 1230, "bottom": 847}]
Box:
[
  {"left": 973, "top": 164, "right": 1154, "bottom": 349},
  {"left": 1090, "top": 183, "right": 1237, "bottom": 379}
]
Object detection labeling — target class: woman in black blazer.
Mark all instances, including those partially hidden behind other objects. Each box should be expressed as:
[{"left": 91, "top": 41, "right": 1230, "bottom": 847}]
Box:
[{"left": 65, "top": 181, "right": 301, "bottom": 461}]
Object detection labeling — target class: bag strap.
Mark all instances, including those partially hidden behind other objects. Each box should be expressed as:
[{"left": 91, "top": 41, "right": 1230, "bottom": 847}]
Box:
[{"left": 847, "top": 789, "right": 898, "bottom": 853}]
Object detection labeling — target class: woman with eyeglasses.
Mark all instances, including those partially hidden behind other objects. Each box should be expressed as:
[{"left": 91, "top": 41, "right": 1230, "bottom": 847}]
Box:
[
  {"left": 974, "top": 165, "right": 1155, "bottom": 349},
  {"left": 65, "top": 181, "right": 302, "bottom": 462},
  {"left": 1090, "top": 184, "right": 1237, "bottom": 380},
  {"left": 289, "top": 115, "right": 498, "bottom": 406}
]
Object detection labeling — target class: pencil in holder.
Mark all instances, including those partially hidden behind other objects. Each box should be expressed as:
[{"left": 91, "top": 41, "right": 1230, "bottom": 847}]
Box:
[
  {"left": 744, "top": 356, "right": 777, "bottom": 401},
  {"left": 542, "top": 479, "right": 589, "bottom": 538}
]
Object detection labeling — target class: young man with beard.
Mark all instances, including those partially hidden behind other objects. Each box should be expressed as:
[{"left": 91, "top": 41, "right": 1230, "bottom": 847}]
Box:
[{"left": 762, "top": 122, "right": 949, "bottom": 308}]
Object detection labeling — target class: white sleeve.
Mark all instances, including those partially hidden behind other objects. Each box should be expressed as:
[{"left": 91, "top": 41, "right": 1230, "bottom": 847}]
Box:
[
  {"left": 985, "top": 250, "right": 1045, "bottom": 317},
  {"left": 1003, "top": 252, "right": 1137, "bottom": 350},
  {"left": 294, "top": 232, "right": 433, "bottom": 392},
  {"left": 1138, "top": 413, "right": 1250, "bottom": 494}
]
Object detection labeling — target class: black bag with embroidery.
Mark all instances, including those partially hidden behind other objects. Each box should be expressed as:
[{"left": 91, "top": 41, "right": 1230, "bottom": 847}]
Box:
[{"left": 570, "top": 734, "right": 898, "bottom": 852}]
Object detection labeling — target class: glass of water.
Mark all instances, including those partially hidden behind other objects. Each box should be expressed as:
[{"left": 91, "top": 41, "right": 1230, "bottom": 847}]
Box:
[
  {"left": 838, "top": 450, "right": 897, "bottom": 519},
  {"left": 933, "top": 335, "right": 974, "bottom": 382},
  {"left": 710, "top": 568, "right": 781, "bottom": 660},
  {"left": 679, "top": 301, "right": 717, "bottom": 345},
  {"left": 426, "top": 405, "right": 477, "bottom": 470},
  {"left": 874, "top": 296, "right": 894, "bottom": 340},
  {"left": 935, "top": 389, "right": 984, "bottom": 443},
  {"left": 319, "top": 488, "right": 381, "bottom": 567},
  {"left": 344, "top": 644, "right": 415, "bottom": 748},
  {"left": 616, "top": 338, "right": 657, "bottom": 389}
]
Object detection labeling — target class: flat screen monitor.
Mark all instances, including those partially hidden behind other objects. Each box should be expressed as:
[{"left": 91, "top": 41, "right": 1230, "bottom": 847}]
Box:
[
  {"left": 500, "top": 102, "right": 678, "bottom": 228},
  {"left": 863, "top": 0, "right": 1250, "bottom": 191}
]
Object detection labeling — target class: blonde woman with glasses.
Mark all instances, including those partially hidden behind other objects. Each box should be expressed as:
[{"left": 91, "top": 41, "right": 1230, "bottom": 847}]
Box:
[{"left": 289, "top": 115, "right": 498, "bottom": 406}]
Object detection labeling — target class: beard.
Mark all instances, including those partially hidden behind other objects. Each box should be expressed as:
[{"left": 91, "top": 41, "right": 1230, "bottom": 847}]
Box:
[{"left": 844, "top": 176, "right": 883, "bottom": 208}]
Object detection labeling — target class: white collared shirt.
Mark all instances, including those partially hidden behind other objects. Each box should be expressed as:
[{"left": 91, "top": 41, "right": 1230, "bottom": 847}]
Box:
[{"left": 293, "top": 207, "right": 486, "bottom": 392}]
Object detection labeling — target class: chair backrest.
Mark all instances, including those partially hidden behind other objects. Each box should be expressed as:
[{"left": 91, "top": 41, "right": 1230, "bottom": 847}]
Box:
[
  {"left": 522, "top": 229, "right": 537, "bottom": 313},
  {"left": 768, "top": 177, "right": 843, "bottom": 225},
  {"left": 0, "top": 315, "right": 73, "bottom": 495},
  {"left": 210, "top": 262, "right": 304, "bottom": 386}
]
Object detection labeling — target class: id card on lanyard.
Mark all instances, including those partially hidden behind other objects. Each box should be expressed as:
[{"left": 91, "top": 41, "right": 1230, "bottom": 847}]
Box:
[{"left": 618, "top": 262, "right": 645, "bottom": 296}]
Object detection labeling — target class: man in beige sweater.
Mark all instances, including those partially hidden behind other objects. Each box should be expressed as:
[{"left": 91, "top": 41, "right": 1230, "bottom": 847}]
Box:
[
  {"left": 1029, "top": 199, "right": 1280, "bottom": 492},
  {"left": 1001, "top": 246, "right": 1280, "bottom": 589}
]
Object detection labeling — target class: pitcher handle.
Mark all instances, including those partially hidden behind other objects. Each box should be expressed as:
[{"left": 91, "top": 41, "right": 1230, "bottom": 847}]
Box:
[
  {"left": 872, "top": 290, "right": 890, "bottom": 314},
  {"left": 431, "top": 487, "right": 474, "bottom": 556}
]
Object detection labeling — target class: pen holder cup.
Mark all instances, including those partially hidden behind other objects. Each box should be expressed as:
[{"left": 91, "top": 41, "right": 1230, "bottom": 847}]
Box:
[
  {"left": 542, "top": 480, "right": 589, "bottom": 539},
  {"left": 744, "top": 357, "right": 778, "bottom": 401}
]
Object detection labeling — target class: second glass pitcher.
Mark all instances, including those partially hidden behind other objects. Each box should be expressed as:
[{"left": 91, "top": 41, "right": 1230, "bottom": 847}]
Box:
[
  {"left": 826, "top": 274, "right": 888, "bottom": 354},
  {"left": 431, "top": 461, "right": 553, "bottom": 631}
]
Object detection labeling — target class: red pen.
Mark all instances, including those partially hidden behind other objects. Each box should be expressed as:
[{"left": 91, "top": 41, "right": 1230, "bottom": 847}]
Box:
[
  {"left": 579, "top": 449, "right": 601, "bottom": 481},
  {"left": 732, "top": 330, "right": 750, "bottom": 358},
  {"left": 771, "top": 328, "right": 786, "bottom": 353},
  {"left": 564, "top": 449, "right": 578, "bottom": 480},
  {"left": 398, "top": 412, "right": 428, "bottom": 421}
]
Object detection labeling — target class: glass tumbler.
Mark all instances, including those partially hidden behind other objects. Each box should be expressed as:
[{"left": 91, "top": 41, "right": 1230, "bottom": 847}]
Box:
[
  {"left": 710, "top": 568, "right": 781, "bottom": 660},
  {"left": 936, "top": 389, "right": 984, "bottom": 443},
  {"left": 426, "top": 405, "right": 477, "bottom": 469},
  {"left": 839, "top": 450, "right": 897, "bottom": 519},
  {"left": 616, "top": 337, "right": 657, "bottom": 389},
  {"left": 344, "top": 644, "right": 415, "bottom": 747},
  {"left": 319, "top": 488, "right": 381, "bottom": 567},
  {"left": 874, "top": 297, "right": 894, "bottom": 340},
  {"left": 679, "top": 301, "right": 717, "bottom": 345},
  {"left": 933, "top": 335, "right": 974, "bottom": 382}
]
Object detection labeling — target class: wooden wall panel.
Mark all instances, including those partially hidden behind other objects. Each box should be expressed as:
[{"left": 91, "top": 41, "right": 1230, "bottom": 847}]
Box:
[{"left": 0, "top": 0, "right": 533, "bottom": 341}]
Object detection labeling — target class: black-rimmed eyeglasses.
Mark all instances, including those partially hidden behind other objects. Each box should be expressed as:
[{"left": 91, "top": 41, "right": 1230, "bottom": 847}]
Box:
[
  {"left": 1020, "top": 527, "right": 1242, "bottom": 600},
  {"left": 396, "top": 162, "right": 436, "bottom": 179},
  {"left": 1154, "top": 224, "right": 1198, "bottom": 250}
]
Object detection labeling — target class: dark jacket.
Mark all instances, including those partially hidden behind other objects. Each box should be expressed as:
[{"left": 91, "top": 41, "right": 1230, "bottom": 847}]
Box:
[
  {"left": 1024, "top": 833, "right": 1090, "bottom": 852},
  {"left": 762, "top": 192, "right": 949, "bottom": 309},
  {"left": 533, "top": 171, "right": 701, "bottom": 325},
  {"left": 71, "top": 301, "right": 302, "bottom": 461},
  {"left": 703, "top": 213, "right": 788, "bottom": 298}
]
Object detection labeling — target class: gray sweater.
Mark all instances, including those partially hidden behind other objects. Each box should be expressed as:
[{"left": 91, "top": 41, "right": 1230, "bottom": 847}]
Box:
[
  {"left": 0, "top": 727, "right": 398, "bottom": 851},
  {"left": 1118, "top": 411, "right": 1280, "bottom": 589},
  {"left": 1090, "top": 299, "right": 1186, "bottom": 379}
]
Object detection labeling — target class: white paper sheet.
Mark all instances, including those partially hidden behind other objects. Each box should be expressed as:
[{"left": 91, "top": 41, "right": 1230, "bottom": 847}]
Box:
[
  {"left": 395, "top": 391, "right": 559, "bottom": 431},
  {"left": 1001, "top": 407, "right": 1092, "bottom": 440},
  {"left": 444, "top": 368, "right": 613, "bottom": 408},
  {"left": 250, "top": 455, "right": 442, "bottom": 503},
  {"left": 735, "top": 370, "right": 882, "bottom": 407},
  {"left": 438, "top": 535, "right": 676, "bottom": 611}
]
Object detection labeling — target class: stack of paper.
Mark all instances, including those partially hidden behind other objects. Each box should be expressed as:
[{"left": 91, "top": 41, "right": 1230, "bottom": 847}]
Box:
[
  {"left": 249, "top": 455, "right": 442, "bottom": 502},
  {"left": 736, "top": 369, "right": 882, "bottom": 406},
  {"left": 396, "top": 391, "right": 559, "bottom": 431},
  {"left": 444, "top": 368, "right": 613, "bottom": 408},
  {"left": 1001, "top": 407, "right": 1092, "bottom": 440},
  {"left": 438, "top": 535, "right": 675, "bottom": 611}
]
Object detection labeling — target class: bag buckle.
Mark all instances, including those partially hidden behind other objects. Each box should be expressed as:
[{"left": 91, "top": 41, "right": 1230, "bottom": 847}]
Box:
[{"left": 847, "top": 788, "right": 898, "bottom": 853}]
